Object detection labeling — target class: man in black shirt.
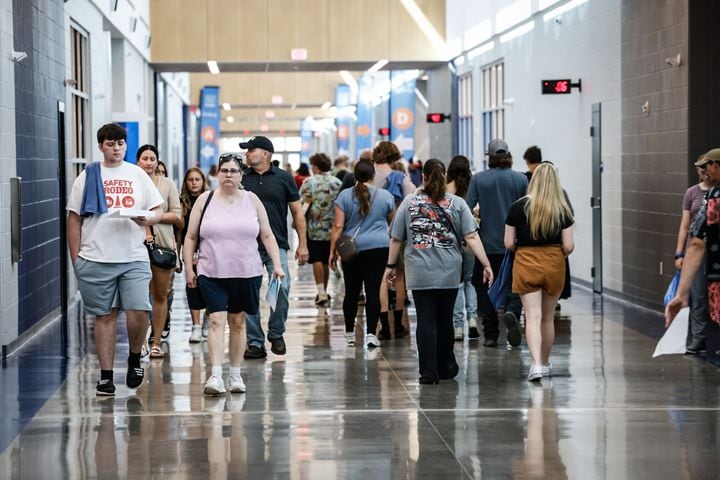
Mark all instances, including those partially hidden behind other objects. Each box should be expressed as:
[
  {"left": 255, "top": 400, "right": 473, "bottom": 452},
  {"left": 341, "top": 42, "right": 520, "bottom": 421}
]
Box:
[{"left": 240, "top": 136, "right": 309, "bottom": 358}]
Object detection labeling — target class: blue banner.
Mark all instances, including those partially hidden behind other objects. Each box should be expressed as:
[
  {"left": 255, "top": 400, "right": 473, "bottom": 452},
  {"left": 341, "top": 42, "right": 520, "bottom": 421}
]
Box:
[
  {"left": 198, "top": 86, "right": 221, "bottom": 172},
  {"left": 389, "top": 72, "right": 416, "bottom": 160},
  {"left": 118, "top": 121, "right": 139, "bottom": 164},
  {"left": 300, "top": 117, "right": 314, "bottom": 164},
  {"left": 356, "top": 75, "right": 373, "bottom": 157},
  {"left": 335, "top": 84, "right": 351, "bottom": 156}
]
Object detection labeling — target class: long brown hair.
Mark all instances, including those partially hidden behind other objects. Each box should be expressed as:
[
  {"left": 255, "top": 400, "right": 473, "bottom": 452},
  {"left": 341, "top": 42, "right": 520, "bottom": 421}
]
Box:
[
  {"left": 180, "top": 167, "right": 209, "bottom": 214},
  {"left": 353, "top": 159, "right": 375, "bottom": 216},
  {"left": 422, "top": 159, "right": 447, "bottom": 203},
  {"left": 447, "top": 155, "right": 471, "bottom": 198}
]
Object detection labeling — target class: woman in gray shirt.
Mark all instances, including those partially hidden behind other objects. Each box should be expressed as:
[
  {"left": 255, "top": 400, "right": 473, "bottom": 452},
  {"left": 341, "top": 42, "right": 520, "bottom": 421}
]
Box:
[{"left": 386, "top": 159, "right": 493, "bottom": 384}]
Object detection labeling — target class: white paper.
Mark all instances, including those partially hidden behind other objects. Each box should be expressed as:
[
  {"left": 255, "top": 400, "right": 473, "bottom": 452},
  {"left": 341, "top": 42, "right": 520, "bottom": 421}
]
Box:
[
  {"left": 107, "top": 209, "right": 153, "bottom": 219},
  {"left": 653, "top": 307, "right": 689, "bottom": 358},
  {"left": 265, "top": 277, "right": 282, "bottom": 312}
]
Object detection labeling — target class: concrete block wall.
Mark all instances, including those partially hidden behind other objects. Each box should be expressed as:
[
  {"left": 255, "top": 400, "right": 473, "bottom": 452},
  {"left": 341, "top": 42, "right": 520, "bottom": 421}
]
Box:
[{"left": 1, "top": 0, "right": 19, "bottom": 347}]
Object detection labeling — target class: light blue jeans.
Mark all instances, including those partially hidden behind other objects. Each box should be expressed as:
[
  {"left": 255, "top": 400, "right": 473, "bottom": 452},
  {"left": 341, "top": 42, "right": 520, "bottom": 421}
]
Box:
[
  {"left": 453, "top": 250, "right": 478, "bottom": 328},
  {"left": 245, "top": 249, "right": 291, "bottom": 349}
]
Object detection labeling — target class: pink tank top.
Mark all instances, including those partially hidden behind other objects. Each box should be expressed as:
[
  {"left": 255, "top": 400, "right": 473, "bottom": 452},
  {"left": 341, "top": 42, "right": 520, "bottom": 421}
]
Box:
[{"left": 197, "top": 191, "right": 264, "bottom": 278}]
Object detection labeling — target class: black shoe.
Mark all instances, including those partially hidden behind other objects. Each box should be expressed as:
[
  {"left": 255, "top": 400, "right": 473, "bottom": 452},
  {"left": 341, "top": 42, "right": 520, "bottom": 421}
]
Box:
[
  {"left": 161, "top": 317, "right": 171, "bottom": 339},
  {"left": 244, "top": 345, "right": 268, "bottom": 359},
  {"left": 126, "top": 365, "right": 145, "bottom": 389},
  {"left": 419, "top": 376, "right": 439, "bottom": 385},
  {"left": 468, "top": 325, "right": 480, "bottom": 339},
  {"left": 555, "top": 302, "right": 561, "bottom": 312},
  {"left": 148, "top": 330, "right": 154, "bottom": 344},
  {"left": 395, "top": 326, "right": 409, "bottom": 339},
  {"left": 96, "top": 379, "right": 116, "bottom": 396},
  {"left": 270, "top": 337, "right": 286, "bottom": 355},
  {"left": 378, "top": 330, "right": 392, "bottom": 341},
  {"left": 483, "top": 338, "right": 498, "bottom": 347},
  {"left": 504, "top": 311, "right": 522, "bottom": 347},
  {"left": 686, "top": 338, "right": 707, "bottom": 354}
]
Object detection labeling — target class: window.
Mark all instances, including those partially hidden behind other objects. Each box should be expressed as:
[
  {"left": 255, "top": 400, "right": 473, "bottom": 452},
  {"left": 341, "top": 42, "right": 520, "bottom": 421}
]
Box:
[
  {"left": 69, "top": 25, "right": 90, "bottom": 178},
  {"left": 458, "top": 74, "right": 473, "bottom": 160},
  {"left": 481, "top": 62, "right": 504, "bottom": 168}
]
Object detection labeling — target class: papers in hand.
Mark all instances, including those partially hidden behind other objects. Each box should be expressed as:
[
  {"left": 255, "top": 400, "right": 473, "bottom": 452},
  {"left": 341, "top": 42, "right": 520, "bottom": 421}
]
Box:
[
  {"left": 653, "top": 307, "right": 689, "bottom": 358},
  {"left": 266, "top": 277, "right": 282, "bottom": 312},
  {"left": 107, "top": 209, "right": 153, "bottom": 219}
]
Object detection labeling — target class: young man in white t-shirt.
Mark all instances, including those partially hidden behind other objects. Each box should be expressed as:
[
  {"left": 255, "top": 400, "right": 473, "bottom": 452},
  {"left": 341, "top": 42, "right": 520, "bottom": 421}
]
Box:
[{"left": 67, "top": 123, "right": 163, "bottom": 396}]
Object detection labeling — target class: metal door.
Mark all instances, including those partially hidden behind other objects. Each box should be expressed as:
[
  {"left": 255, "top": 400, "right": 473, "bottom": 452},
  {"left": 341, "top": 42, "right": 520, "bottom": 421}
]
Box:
[{"left": 591, "top": 103, "right": 603, "bottom": 293}]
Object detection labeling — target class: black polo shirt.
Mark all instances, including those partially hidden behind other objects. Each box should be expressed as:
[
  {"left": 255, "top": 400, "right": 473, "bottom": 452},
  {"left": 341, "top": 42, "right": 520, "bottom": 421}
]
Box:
[{"left": 241, "top": 165, "right": 300, "bottom": 250}]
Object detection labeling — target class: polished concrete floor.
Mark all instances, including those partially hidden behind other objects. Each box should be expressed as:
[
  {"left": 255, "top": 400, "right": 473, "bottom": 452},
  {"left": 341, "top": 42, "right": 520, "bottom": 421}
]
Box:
[{"left": 1, "top": 263, "right": 720, "bottom": 479}]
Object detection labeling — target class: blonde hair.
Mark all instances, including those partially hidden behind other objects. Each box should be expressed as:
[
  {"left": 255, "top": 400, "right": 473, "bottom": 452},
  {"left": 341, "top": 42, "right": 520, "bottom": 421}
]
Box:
[{"left": 524, "top": 163, "right": 573, "bottom": 240}]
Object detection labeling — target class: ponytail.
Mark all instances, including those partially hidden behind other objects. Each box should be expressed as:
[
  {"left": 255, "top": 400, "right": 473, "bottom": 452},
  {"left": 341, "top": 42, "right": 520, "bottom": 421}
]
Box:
[
  {"left": 353, "top": 158, "right": 375, "bottom": 216},
  {"left": 422, "top": 158, "right": 447, "bottom": 203}
]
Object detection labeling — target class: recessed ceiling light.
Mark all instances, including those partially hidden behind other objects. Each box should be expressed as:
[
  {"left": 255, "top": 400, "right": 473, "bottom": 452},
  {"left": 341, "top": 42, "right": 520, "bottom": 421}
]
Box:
[
  {"left": 367, "top": 59, "right": 388, "bottom": 74},
  {"left": 207, "top": 61, "right": 220, "bottom": 74}
]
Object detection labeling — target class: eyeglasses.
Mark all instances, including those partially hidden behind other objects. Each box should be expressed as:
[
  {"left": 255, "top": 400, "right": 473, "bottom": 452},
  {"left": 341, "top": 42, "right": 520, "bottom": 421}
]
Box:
[{"left": 219, "top": 168, "right": 241, "bottom": 175}]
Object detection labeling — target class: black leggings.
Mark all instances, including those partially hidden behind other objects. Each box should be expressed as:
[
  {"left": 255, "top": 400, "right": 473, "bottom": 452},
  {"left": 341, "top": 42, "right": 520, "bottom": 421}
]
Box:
[
  {"left": 413, "top": 288, "right": 459, "bottom": 381},
  {"left": 341, "top": 247, "right": 388, "bottom": 334}
]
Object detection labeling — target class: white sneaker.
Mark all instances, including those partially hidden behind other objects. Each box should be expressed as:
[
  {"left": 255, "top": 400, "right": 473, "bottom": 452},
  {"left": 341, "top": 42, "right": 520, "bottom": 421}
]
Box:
[
  {"left": 541, "top": 363, "right": 552, "bottom": 377},
  {"left": 204, "top": 374, "right": 227, "bottom": 395},
  {"left": 201, "top": 313, "right": 209, "bottom": 338},
  {"left": 345, "top": 332, "right": 356, "bottom": 346},
  {"left": 226, "top": 374, "right": 246, "bottom": 393},
  {"left": 454, "top": 326, "right": 464, "bottom": 341},
  {"left": 189, "top": 325, "right": 202, "bottom": 343},
  {"left": 527, "top": 364, "right": 543, "bottom": 382},
  {"left": 366, "top": 333, "right": 380, "bottom": 348}
]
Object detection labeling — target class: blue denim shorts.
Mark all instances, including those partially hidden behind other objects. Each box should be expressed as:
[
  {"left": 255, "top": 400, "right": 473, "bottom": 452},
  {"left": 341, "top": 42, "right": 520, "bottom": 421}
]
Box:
[
  {"left": 197, "top": 275, "right": 262, "bottom": 314},
  {"left": 74, "top": 258, "right": 152, "bottom": 315}
]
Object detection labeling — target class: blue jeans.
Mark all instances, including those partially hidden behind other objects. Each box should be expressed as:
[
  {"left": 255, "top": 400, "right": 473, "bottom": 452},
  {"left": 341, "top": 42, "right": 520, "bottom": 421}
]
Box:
[
  {"left": 245, "top": 249, "right": 291, "bottom": 349},
  {"left": 453, "top": 250, "right": 478, "bottom": 327}
]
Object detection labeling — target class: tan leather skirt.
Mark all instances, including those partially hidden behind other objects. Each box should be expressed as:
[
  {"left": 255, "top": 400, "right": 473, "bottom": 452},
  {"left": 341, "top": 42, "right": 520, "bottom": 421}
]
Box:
[{"left": 512, "top": 245, "right": 566, "bottom": 296}]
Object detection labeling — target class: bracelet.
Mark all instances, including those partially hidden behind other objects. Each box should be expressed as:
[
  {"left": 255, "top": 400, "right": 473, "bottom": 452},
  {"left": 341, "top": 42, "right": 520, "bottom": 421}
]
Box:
[
  {"left": 674, "top": 252, "right": 684, "bottom": 259},
  {"left": 386, "top": 264, "right": 396, "bottom": 268}
]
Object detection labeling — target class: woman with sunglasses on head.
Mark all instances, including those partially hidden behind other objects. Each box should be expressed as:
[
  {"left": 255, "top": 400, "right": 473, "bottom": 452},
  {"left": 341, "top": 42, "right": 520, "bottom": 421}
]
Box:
[
  {"left": 387, "top": 159, "right": 493, "bottom": 385},
  {"left": 178, "top": 166, "right": 210, "bottom": 343},
  {"left": 184, "top": 153, "right": 284, "bottom": 395},
  {"left": 136, "top": 145, "right": 183, "bottom": 359},
  {"left": 504, "top": 162, "right": 574, "bottom": 381}
]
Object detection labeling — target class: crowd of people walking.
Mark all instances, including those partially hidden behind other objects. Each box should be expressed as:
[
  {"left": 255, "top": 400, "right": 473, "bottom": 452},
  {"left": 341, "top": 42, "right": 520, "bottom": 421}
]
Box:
[{"left": 68, "top": 123, "right": 580, "bottom": 397}]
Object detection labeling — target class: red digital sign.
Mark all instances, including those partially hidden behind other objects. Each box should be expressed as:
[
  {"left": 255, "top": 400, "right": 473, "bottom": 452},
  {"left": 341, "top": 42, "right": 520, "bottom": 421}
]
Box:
[
  {"left": 426, "top": 113, "right": 450, "bottom": 123},
  {"left": 378, "top": 127, "right": 390, "bottom": 136},
  {"left": 542, "top": 79, "right": 572, "bottom": 94}
]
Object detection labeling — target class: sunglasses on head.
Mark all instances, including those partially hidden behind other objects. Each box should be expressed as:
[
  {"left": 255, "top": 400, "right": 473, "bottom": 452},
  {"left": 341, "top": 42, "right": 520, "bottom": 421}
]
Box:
[{"left": 218, "top": 153, "right": 250, "bottom": 172}]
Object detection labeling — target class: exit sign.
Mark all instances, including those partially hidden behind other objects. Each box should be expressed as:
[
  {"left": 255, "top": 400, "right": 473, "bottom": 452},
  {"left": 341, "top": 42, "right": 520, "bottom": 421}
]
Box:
[
  {"left": 541, "top": 79, "right": 582, "bottom": 94},
  {"left": 426, "top": 113, "right": 450, "bottom": 123}
]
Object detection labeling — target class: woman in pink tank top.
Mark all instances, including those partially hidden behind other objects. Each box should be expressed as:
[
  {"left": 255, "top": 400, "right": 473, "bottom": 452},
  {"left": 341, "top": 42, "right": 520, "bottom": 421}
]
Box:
[{"left": 183, "top": 153, "right": 284, "bottom": 396}]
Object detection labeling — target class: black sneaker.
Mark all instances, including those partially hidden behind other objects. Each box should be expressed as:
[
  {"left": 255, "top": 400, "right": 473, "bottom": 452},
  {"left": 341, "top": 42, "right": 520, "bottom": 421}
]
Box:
[
  {"left": 395, "top": 326, "right": 409, "bottom": 339},
  {"left": 270, "top": 337, "right": 286, "bottom": 355},
  {"left": 126, "top": 365, "right": 145, "bottom": 389},
  {"left": 161, "top": 316, "right": 171, "bottom": 339},
  {"left": 504, "top": 311, "right": 522, "bottom": 347},
  {"left": 686, "top": 338, "right": 706, "bottom": 354},
  {"left": 483, "top": 338, "right": 498, "bottom": 347},
  {"left": 244, "top": 345, "right": 268, "bottom": 359},
  {"left": 148, "top": 329, "right": 155, "bottom": 344},
  {"left": 378, "top": 330, "right": 392, "bottom": 341},
  {"left": 96, "top": 379, "right": 116, "bottom": 396}
]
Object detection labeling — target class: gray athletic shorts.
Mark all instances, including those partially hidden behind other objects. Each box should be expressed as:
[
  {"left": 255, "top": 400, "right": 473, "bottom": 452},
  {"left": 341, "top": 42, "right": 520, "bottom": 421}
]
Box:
[{"left": 74, "top": 258, "right": 152, "bottom": 315}]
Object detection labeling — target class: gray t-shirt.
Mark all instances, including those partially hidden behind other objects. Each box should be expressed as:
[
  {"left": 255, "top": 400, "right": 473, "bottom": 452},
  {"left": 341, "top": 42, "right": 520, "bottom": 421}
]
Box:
[
  {"left": 335, "top": 185, "right": 395, "bottom": 251},
  {"left": 391, "top": 191, "right": 477, "bottom": 290},
  {"left": 465, "top": 168, "right": 528, "bottom": 255}
]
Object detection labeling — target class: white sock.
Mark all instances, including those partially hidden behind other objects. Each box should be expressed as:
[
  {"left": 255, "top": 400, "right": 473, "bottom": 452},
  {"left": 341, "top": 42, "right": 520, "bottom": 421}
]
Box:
[
  {"left": 211, "top": 366, "right": 223, "bottom": 377},
  {"left": 317, "top": 283, "right": 326, "bottom": 295},
  {"left": 229, "top": 366, "right": 241, "bottom": 376}
]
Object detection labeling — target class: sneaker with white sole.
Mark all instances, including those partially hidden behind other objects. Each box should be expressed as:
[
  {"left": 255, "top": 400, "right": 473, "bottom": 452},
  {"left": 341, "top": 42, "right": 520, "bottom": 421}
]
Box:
[
  {"left": 541, "top": 363, "right": 552, "bottom": 377},
  {"left": 189, "top": 325, "right": 202, "bottom": 343},
  {"left": 366, "top": 333, "right": 380, "bottom": 348},
  {"left": 226, "top": 374, "right": 246, "bottom": 393},
  {"left": 201, "top": 313, "right": 209, "bottom": 338},
  {"left": 204, "top": 374, "right": 227, "bottom": 395},
  {"left": 527, "top": 364, "right": 543, "bottom": 382},
  {"left": 345, "top": 332, "right": 356, "bottom": 346},
  {"left": 454, "top": 326, "right": 464, "bottom": 341}
]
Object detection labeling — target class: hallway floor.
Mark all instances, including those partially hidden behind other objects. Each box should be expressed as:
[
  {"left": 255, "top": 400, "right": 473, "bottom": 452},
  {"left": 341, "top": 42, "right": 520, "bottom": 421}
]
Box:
[{"left": 1, "top": 264, "right": 719, "bottom": 479}]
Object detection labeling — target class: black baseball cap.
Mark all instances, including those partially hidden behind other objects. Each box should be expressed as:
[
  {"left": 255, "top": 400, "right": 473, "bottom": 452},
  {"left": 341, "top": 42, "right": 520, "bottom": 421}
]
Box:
[{"left": 239, "top": 136, "right": 274, "bottom": 153}]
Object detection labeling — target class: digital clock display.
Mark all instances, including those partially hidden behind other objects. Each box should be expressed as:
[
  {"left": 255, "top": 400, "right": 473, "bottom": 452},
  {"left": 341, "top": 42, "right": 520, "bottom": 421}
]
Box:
[{"left": 542, "top": 79, "right": 572, "bottom": 94}]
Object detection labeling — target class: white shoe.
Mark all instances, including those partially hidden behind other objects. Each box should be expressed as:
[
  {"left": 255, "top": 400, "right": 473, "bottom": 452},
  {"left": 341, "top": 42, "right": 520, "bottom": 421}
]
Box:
[
  {"left": 345, "top": 332, "right": 356, "bottom": 346},
  {"left": 366, "top": 333, "right": 380, "bottom": 348},
  {"left": 541, "top": 363, "right": 552, "bottom": 377},
  {"left": 454, "top": 326, "right": 464, "bottom": 341},
  {"left": 189, "top": 325, "right": 202, "bottom": 343},
  {"left": 201, "top": 313, "right": 209, "bottom": 338},
  {"left": 527, "top": 364, "right": 543, "bottom": 382},
  {"left": 226, "top": 374, "right": 246, "bottom": 393},
  {"left": 204, "top": 374, "right": 227, "bottom": 395}
]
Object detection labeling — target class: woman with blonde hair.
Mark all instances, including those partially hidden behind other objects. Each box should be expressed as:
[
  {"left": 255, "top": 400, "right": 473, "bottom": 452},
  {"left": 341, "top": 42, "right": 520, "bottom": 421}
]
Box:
[{"left": 504, "top": 162, "right": 574, "bottom": 381}]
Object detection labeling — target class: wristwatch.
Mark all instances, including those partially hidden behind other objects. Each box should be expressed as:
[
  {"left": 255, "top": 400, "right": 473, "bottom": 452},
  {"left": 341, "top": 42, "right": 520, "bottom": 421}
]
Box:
[{"left": 674, "top": 252, "right": 684, "bottom": 259}]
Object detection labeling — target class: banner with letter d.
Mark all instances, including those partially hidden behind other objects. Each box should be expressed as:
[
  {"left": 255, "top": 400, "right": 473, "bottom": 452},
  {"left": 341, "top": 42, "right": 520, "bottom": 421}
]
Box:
[
  {"left": 390, "top": 72, "right": 416, "bottom": 160},
  {"left": 198, "top": 86, "right": 220, "bottom": 172}
]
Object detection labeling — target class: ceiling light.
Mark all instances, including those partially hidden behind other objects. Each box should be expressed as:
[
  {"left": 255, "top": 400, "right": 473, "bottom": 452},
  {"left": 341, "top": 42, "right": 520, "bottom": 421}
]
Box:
[
  {"left": 226, "top": 116, "right": 234, "bottom": 123},
  {"left": 271, "top": 95, "right": 283, "bottom": 104},
  {"left": 265, "top": 110, "right": 275, "bottom": 119},
  {"left": 222, "top": 103, "right": 231, "bottom": 111},
  {"left": 207, "top": 61, "right": 220, "bottom": 74},
  {"left": 339, "top": 70, "right": 358, "bottom": 94},
  {"left": 400, "top": 0, "right": 445, "bottom": 49},
  {"left": 367, "top": 59, "right": 388, "bottom": 74},
  {"left": 321, "top": 101, "right": 332, "bottom": 110},
  {"left": 290, "top": 48, "right": 308, "bottom": 61}
]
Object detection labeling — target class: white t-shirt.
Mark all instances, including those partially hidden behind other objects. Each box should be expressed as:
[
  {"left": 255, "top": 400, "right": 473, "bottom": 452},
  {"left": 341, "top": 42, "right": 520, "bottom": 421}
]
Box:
[{"left": 67, "top": 161, "right": 163, "bottom": 263}]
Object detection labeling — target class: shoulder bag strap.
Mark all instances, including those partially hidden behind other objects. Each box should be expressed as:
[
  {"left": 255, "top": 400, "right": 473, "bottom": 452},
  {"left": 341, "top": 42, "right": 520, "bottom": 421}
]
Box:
[{"left": 197, "top": 190, "right": 215, "bottom": 242}]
